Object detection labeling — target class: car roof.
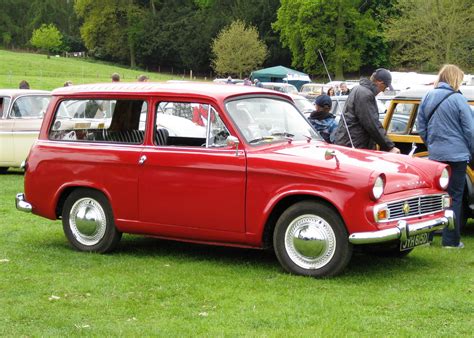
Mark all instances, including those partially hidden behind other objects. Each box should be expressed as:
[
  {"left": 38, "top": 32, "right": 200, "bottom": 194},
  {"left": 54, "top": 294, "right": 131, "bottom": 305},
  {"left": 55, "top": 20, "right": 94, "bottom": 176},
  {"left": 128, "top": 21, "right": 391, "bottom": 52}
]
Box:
[
  {"left": 0, "top": 89, "right": 50, "bottom": 97},
  {"left": 51, "top": 82, "right": 289, "bottom": 101},
  {"left": 395, "top": 86, "right": 474, "bottom": 101}
]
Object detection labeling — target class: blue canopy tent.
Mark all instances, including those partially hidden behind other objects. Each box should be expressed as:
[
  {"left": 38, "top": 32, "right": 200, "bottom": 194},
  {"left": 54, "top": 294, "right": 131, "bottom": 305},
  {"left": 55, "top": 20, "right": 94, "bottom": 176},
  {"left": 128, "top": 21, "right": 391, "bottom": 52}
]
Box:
[{"left": 250, "top": 66, "right": 311, "bottom": 90}]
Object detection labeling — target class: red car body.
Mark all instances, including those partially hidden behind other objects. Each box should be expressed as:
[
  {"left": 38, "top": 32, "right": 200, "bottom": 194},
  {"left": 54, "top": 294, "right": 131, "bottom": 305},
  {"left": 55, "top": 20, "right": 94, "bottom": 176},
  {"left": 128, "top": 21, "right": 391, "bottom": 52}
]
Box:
[{"left": 17, "top": 82, "right": 453, "bottom": 277}]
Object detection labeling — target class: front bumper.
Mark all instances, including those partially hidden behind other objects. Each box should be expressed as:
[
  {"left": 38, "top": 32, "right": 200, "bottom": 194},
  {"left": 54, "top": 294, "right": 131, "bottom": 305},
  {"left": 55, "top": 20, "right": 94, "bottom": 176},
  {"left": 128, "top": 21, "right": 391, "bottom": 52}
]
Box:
[
  {"left": 15, "top": 193, "right": 32, "bottom": 213},
  {"left": 348, "top": 210, "right": 454, "bottom": 245}
]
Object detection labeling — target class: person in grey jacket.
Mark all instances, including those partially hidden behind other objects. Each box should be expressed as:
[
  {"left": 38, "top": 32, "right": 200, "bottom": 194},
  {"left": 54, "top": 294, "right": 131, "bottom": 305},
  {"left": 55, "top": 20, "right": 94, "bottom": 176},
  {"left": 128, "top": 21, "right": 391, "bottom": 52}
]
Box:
[
  {"left": 333, "top": 69, "right": 400, "bottom": 153},
  {"left": 417, "top": 64, "right": 473, "bottom": 249}
]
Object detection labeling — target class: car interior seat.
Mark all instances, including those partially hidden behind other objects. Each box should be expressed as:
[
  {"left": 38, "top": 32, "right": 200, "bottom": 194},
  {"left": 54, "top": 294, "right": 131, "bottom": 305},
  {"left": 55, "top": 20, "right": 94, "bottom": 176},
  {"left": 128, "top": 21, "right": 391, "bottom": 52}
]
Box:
[{"left": 155, "top": 127, "right": 169, "bottom": 146}]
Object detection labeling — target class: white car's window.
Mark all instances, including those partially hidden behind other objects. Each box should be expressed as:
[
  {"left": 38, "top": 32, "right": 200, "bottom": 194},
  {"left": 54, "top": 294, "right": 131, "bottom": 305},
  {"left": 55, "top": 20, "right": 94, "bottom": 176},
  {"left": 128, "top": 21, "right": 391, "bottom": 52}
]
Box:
[
  {"left": 49, "top": 99, "right": 146, "bottom": 144},
  {"left": 226, "top": 97, "right": 320, "bottom": 144},
  {"left": 154, "top": 102, "right": 230, "bottom": 148},
  {"left": 10, "top": 96, "right": 50, "bottom": 118}
]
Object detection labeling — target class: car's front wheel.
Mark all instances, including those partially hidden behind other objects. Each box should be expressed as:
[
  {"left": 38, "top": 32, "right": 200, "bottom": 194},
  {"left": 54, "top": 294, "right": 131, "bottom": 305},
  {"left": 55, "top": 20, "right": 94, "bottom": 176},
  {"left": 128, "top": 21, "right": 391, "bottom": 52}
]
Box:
[
  {"left": 62, "top": 188, "right": 122, "bottom": 252},
  {"left": 273, "top": 201, "right": 352, "bottom": 277}
]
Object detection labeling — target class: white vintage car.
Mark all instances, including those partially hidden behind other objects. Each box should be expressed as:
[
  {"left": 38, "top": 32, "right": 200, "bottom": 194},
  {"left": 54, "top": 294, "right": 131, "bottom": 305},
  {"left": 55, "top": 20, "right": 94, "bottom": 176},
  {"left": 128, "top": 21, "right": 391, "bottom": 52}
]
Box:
[{"left": 0, "top": 89, "right": 51, "bottom": 173}]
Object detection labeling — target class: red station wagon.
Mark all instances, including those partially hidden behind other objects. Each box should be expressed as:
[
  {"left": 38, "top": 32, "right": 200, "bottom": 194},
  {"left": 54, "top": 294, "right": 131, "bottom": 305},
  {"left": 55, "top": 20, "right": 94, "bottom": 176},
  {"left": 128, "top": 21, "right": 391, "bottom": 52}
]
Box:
[{"left": 16, "top": 83, "right": 454, "bottom": 277}]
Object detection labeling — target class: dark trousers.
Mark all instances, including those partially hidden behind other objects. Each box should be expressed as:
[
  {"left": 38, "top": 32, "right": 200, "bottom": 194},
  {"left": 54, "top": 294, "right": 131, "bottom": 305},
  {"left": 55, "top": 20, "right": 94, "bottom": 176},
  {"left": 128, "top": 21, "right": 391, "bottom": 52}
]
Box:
[{"left": 442, "top": 161, "right": 467, "bottom": 246}]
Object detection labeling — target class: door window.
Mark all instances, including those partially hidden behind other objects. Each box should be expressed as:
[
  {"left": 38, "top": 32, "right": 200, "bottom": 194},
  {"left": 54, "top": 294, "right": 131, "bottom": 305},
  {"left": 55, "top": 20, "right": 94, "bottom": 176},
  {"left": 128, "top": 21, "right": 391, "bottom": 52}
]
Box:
[
  {"left": 154, "top": 102, "right": 230, "bottom": 147},
  {"left": 10, "top": 96, "right": 50, "bottom": 118},
  {"left": 387, "top": 103, "right": 414, "bottom": 134}
]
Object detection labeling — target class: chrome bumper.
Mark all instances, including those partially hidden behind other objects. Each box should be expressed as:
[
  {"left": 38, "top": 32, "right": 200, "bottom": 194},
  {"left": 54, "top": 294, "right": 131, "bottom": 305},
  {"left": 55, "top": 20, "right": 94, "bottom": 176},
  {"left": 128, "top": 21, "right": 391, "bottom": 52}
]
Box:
[
  {"left": 15, "top": 193, "right": 32, "bottom": 213},
  {"left": 349, "top": 210, "right": 454, "bottom": 245}
]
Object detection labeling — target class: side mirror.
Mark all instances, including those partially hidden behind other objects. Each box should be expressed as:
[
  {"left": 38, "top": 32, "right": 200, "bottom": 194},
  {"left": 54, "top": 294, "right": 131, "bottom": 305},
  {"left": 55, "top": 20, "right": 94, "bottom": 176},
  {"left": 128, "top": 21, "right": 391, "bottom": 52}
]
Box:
[{"left": 226, "top": 136, "right": 240, "bottom": 156}]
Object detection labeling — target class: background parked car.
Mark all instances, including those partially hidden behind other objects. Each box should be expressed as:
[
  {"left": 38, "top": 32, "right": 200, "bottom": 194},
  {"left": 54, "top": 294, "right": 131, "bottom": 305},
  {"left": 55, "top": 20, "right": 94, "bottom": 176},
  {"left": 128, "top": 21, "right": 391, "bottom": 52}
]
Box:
[
  {"left": 261, "top": 82, "right": 299, "bottom": 95},
  {"left": 299, "top": 83, "right": 327, "bottom": 100},
  {"left": 382, "top": 86, "right": 474, "bottom": 226},
  {"left": 288, "top": 93, "right": 314, "bottom": 115},
  {"left": 0, "top": 89, "right": 51, "bottom": 173}
]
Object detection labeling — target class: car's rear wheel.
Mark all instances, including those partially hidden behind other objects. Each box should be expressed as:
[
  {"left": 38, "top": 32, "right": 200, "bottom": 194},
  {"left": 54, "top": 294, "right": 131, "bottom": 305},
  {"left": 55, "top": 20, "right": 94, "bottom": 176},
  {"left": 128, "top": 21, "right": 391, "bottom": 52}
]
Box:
[
  {"left": 62, "top": 188, "right": 122, "bottom": 252},
  {"left": 273, "top": 201, "right": 352, "bottom": 277}
]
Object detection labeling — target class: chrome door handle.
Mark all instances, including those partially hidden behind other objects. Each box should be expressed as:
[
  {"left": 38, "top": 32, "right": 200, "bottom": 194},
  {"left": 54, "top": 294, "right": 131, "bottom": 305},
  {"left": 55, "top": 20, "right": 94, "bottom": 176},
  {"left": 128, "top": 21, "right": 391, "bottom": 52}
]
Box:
[{"left": 138, "top": 155, "right": 147, "bottom": 165}]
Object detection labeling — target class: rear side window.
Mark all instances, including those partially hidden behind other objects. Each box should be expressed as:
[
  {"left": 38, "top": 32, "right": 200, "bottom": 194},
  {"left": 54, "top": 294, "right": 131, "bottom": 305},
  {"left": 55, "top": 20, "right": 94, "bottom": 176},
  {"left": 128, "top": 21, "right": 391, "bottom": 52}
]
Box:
[{"left": 49, "top": 99, "right": 147, "bottom": 144}]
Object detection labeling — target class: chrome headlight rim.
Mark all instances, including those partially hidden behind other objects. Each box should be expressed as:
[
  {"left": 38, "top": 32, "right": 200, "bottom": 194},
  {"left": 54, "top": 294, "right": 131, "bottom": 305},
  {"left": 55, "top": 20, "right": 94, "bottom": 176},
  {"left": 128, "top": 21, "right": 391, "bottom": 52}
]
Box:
[
  {"left": 439, "top": 167, "right": 449, "bottom": 190},
  {"left": 371, "top": 175, "right": 385, "bottom": 201}
]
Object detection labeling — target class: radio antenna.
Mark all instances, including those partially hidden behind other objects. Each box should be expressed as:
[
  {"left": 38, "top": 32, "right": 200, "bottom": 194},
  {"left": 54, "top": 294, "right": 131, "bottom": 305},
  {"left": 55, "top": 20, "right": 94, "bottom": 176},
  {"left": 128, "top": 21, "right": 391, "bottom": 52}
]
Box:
[{"left": 318, "top": 49, "right": 354, "bottom": 148}]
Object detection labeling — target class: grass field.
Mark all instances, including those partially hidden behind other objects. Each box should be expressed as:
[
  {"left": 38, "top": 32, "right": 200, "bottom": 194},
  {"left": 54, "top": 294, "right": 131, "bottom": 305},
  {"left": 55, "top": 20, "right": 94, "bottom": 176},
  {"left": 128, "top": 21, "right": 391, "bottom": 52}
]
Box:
[
  {"left": 0, "top": 49, "right": 179, "bottom": 90},
  {"left": 1, "top": 172, "right": 473, "bottom": 336}
]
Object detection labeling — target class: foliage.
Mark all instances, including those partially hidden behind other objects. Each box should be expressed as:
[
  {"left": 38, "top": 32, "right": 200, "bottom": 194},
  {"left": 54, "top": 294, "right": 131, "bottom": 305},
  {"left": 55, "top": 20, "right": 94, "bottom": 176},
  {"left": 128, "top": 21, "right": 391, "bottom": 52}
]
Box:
[
  {"left": 386, "top": 0, "right": 474, "bottom": 72},
  {"left": 0, "top": 0, "right": 32, "bottom": 48},
  {"left": 211, "top": 20, "right": 268, "bottom": 77},
  {"left": 274, "top": 0, "right": 384, "bottom": 80},
  {"left": 75, "top": 0, "right": 146, "bottom": 67},
  {"left": 30, "top": 24, "right": 63, "bottom": 56},
  {"left": 1, "top": 173, "right": 474, "bottom": 335}
]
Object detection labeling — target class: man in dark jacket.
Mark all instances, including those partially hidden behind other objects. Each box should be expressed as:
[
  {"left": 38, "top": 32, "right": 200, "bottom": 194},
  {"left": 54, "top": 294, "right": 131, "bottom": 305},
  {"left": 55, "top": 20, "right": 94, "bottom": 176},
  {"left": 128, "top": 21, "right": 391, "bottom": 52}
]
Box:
[{"left": 333, "top": 68, "right": 400, "bottom": 153}]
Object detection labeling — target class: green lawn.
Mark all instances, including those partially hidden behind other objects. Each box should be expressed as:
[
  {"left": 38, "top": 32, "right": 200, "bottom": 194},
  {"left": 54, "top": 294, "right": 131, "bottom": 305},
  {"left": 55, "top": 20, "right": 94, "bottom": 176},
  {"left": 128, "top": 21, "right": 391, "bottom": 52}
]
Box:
[
  {"left": 0, "top": 49, "right": 179, "bottom": 90},
  {"left": 1, "top": 172, "right": 473, "bottom": 336}
]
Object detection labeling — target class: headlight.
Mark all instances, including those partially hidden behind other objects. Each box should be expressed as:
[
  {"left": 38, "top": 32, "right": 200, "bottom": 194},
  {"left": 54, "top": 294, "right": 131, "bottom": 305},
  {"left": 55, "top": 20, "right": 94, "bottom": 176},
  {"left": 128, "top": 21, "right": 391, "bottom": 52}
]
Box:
[
  {"left": 439, "top": 167, "right": 449, "bottom": 190},
  {"left": 371, "top": 175, "right": 385, "bottom": 200}
]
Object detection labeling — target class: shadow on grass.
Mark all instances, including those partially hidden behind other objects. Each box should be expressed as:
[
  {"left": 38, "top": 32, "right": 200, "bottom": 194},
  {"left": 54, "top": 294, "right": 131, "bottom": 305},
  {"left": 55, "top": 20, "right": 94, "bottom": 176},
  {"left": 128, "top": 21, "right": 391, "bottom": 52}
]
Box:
[
  {"left": 103, "top": 235, "right": 433, "bottom": 279},
  {"left": 118, "top": 235, "right": 277, "bottom": 268},
  {"left": 3, "top": 169, "right": 24, "bottom": 175}
]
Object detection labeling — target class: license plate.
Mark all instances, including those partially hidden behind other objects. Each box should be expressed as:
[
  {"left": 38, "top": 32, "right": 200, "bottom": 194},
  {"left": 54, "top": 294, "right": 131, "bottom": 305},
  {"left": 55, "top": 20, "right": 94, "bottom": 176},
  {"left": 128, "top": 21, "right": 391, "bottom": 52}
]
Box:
[{"left": 400, "top": 233, "right": 430, "bottom": 251}]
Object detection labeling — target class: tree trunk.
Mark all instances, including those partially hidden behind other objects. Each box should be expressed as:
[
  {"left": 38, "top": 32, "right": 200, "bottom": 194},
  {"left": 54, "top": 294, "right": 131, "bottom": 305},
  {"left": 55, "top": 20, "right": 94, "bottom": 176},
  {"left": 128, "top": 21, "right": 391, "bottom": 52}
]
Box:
[
  {"left": 334, "top": 0, "right": 344, "bottom": 80},
  {"left": 150, "top": 0, "right": 156, "bottom": 15},
  {"left": 130, "top": 43, "right": 136, "bottom": 68}
]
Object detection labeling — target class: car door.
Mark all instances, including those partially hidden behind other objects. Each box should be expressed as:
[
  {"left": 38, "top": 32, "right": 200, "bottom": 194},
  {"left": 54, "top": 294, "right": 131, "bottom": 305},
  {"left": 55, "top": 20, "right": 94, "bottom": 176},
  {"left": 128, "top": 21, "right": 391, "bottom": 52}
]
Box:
[
  {"left": 0, "top": 96, "right": 14, "bottom": 166},
  {"left": 11, "top": 94, "right": 51, "bottom": 164},
  {"left": 139, "top": 100, "right": 246, "bottom": 235}
]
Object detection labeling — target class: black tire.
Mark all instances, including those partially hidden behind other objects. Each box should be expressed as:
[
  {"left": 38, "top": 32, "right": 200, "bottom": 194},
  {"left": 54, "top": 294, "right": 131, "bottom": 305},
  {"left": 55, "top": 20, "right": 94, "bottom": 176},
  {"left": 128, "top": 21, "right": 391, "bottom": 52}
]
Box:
[
  {"left": 62, "top": 188, "right": 122, "bottom": 253},
  {"left": 273, "top": 201, "right": 352, "bottom": 278}
]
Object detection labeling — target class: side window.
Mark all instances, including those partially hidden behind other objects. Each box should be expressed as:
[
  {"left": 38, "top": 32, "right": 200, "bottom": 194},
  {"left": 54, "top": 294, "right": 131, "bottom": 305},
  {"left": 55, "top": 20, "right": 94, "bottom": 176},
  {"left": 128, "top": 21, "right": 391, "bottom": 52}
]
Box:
[
  {"left": 49, "top": 99, "right": 146, "bottom": 144},
  {"left": 11, "top": 96, "right": 50, "bottom": 118},
  {"left": 387, "top": 103, "right": 414, "bottom": 134},
  {"left": 154, "top": 102, "right": 230, "bottom": 147}
]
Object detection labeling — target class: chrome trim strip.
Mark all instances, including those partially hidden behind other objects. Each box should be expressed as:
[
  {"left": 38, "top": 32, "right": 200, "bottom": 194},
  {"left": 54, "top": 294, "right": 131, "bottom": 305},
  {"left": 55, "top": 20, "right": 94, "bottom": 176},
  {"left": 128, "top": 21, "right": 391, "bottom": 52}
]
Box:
[
  {"left": 15, "top": 193, "right": 32, "bottom": 213},
  {"left": 349, "top": 210, "right": 454, "bottom": 245}
]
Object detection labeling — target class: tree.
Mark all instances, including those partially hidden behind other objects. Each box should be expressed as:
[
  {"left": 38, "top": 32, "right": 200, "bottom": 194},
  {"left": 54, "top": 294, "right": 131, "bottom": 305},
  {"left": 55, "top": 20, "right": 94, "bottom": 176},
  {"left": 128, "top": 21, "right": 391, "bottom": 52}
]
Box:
[
  {"left": 75, "top": 0, "right": 146, "bottom": 67},
  {"left": 30, "top": 24, "right": 63, "bottom": 57},
  {"left": 386, "top": 0, "right": 474, "bottom": 72},
  {"left": 273, "top": 0, "right": 381, "bottom": 80},
  {"left": 0, "top": 0, "right": 32, "bottom": 48},
  {"left": 211, "top": 20, "right": 268, "bottom": 78}
]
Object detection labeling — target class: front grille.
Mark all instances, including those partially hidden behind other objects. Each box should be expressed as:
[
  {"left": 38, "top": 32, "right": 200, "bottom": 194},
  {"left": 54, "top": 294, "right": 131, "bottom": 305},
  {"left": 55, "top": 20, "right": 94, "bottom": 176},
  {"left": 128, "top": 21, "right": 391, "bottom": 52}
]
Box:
[{"left": 387, "top": 194, "right": 445, "bottom": 220}]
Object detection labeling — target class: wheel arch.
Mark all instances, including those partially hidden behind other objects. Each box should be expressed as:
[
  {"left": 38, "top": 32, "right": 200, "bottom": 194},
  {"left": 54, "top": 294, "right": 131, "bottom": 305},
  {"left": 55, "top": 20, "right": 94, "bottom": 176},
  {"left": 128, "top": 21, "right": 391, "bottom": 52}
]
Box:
[{"left": 55, "top": 185, "right": 111, "bottom": 219}]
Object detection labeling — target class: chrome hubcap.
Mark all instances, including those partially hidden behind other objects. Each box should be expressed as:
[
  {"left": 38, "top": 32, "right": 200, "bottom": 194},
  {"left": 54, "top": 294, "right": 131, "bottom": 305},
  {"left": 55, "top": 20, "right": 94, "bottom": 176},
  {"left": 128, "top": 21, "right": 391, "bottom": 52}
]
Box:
[
  {"left": 69, "top": 198, "right": 106, "bottom": 246},
  {"left": 285, "top": 214, "right": 336, "bottom": 269}
]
